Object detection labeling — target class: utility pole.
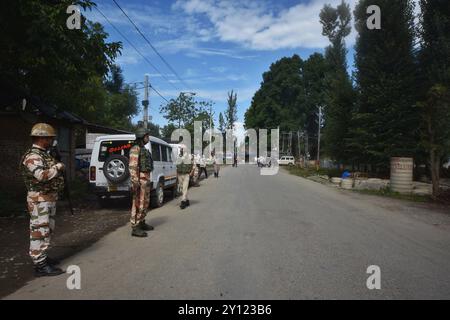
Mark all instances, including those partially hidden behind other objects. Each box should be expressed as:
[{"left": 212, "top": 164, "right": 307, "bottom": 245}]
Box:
[
  {"left": 209, "top": 104, "right": 213, "bottom": 156},
  {"left": 317, "top": 105, "right": 323, "bottom": 168},
  {"left": 142, "top": 74, "right": 149, "bottom": 130}
]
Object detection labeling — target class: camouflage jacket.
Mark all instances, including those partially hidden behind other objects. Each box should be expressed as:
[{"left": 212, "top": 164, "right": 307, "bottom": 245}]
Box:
[
  {"left": 176, "top": 154, "right": 193, "bottom": 175},
  {"left": 20, "top": 145, "right": 64, "bottom": 201},
  {"left": 129, "top": 144, "right": 153, "bottom": 183}
]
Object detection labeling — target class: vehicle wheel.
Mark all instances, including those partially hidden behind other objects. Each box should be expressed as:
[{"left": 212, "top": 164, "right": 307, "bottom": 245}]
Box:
[
  {"left": 103, "top": 155, "right": 130, "bottom": 184},
  {"left": 152, "top": 181, "right": 164, "bottom": 208}
]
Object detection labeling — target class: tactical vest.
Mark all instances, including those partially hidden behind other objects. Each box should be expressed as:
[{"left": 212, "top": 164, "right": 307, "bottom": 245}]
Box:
[
  {"left": 176, "top": 158, "right": 192, "bottom": 174},
  {"left": 138, "top": 145, "right": 153, "bottom": 173},
  {"left": 20, "top": 147, "right": 64, "bottom": 194}
]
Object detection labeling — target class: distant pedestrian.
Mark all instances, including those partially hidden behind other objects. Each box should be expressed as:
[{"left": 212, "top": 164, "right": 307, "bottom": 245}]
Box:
[
  {"left": 212, "top": 152, "right": 220, "bottom": 178},
  {"left": 192, "top": 154, "right": 200, "bottom": 186},
  {"left": 199, "top": 156, "right": 208, "bottom": 179},
  {"left": 176, "top": 146, "right": 195, "bottom": 209}
]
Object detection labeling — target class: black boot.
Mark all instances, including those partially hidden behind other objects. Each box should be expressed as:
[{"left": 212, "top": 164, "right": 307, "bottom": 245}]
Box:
[
  {"left": 185, "top": 199, "right": 190, "bottom": 207},
  {"left": 180, "top": 201, "right": 187, "bottom": 209},
  {"left": 34, "top": 260, "right": 64, "bottom": 277},
  {"left": 131, "top": 226, "right": 148, "bottom": 237},
  {"left": 139, "top": 220, "right": 154, "bottom": 231}
]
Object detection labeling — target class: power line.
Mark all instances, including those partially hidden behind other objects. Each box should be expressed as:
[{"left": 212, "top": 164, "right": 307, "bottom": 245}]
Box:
[
  {"left": 150, "top": 85, "right": 171, "bottom": 103},
  {"left": 132, "top": 85, "right": 170, "bottom": 103},
  {"left": 94, "top": 6, "right": 181, "bottom": 92},
  {"left": 111, "top": 0, "right": 193, "bottom": 91}
]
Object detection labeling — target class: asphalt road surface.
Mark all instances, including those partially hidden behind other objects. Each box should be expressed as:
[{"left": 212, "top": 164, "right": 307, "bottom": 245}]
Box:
[{"left": 5, "top": 166, "right": 450, "bottom": 299}]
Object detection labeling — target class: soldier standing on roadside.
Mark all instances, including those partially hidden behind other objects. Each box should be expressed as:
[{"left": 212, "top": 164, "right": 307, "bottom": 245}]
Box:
[
  {"left": 176, "top": 145, "right": 195, "bottom": 210},
  {"left": 20, "top": 123, "right": 65, "bottom": 277},
  {"left": 129, "top": 127, "right": 154, "bottom": 237}
]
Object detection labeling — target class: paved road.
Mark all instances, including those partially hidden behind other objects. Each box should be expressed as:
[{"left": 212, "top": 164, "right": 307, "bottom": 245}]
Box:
[{"left": 5, "top": 166, "right": 450, "bottom": 299}]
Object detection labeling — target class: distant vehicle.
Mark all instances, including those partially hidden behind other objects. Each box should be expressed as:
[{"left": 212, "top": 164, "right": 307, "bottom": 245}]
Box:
[
  {"left": 89, "top": 134, "right": 177, "bottom": 207},
  {"left": 278, "top": 156, "right": 295, "bottom": 166}
]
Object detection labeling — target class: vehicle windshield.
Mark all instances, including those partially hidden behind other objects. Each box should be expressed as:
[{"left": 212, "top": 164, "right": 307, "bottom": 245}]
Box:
[{"left": 98, "top": 140, "right": 134, "bottom": 162}]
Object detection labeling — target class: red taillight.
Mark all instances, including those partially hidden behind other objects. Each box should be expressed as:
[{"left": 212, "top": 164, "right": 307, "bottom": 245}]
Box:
[{"left": 90, "top": 166, "right": 96, "bottom": 181}]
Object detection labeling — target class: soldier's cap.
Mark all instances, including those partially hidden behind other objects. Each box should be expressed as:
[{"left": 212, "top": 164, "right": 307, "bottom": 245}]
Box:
[
  {"left": 135, "top": 127, "right": 149, "bottom": 139},
  {"left": 30, "top": 123, "right": 57, "bottom": 137}
]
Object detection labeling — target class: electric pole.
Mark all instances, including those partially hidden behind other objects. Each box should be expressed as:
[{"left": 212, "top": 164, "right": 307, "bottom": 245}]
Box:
[
  {"left": 209, "top": 104, "right": 213, "bottom": 156},
  {"left": 317, "top": 105, "right": 323, "bottom": 168},
  {"left": 142, "top": 74, "right": 149, "bottom": 130}
]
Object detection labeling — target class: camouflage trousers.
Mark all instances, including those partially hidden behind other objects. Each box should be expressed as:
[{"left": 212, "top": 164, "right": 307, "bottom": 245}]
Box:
[
  {"left": 130, "top": 173, "right": 151, "bottom": 227},
  {"left": 178, "top": 174, "right": 190, "bottom": 201},
  {"left": 27, "top": 200, "right": 56, "bottom": 265}
]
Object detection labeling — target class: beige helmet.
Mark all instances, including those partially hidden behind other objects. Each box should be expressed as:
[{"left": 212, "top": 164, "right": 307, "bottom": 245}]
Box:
[{"left": 30, "top": 123, "right": 57, "bottom": 137}]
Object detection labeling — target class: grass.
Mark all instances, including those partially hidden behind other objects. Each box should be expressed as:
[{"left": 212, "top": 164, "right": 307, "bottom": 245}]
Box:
[
  {"left": 285, "top": 165, "right": 431, "bottom": 203},
  {"left": 354, "top": 187, "right": 431, "bottom": 203},
  {"left": 285, "top": 166, "right": 342, "bottom": 179}
]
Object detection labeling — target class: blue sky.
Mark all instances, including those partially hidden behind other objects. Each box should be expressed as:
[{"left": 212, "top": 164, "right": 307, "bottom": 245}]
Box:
[{"left": 85, "top": 0, "right": 361, "bottom": 129}]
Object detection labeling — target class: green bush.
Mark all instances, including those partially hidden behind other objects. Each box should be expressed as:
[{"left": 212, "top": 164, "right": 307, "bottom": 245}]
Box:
[{"left": 286, "top": 166, "right": 343, "bottom": 178}]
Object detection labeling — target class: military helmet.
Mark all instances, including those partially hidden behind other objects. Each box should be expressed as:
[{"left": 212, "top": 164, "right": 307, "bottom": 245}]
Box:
[
  {"left": 135, "top": 127, "right": 149, "bottom": 139},
  {"left": 30, "top": 123, "right": 56, "bottom": 137}
]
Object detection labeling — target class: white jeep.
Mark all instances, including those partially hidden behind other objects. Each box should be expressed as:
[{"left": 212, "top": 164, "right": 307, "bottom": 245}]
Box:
[
  {"left": 277, "top": 156, "right": 295, "bottom": 166},
  {"left": 89, "top": 134, "right": 177, "bottom": 207}
]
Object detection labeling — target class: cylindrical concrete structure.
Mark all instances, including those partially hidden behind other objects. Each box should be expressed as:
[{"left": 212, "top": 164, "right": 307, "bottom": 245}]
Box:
[
  {"left": 341, "top": 178, "right": 353, "bottom": 190},
  {"left": 390, "top": 157, "right": 413, "bottom": 194}
]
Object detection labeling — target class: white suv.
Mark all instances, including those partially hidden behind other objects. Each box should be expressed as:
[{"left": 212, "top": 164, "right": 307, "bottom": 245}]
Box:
[
  {"left": 89, "top": 134, "right": 177, "bottom": 207},
  {"left": 278, "top": 156, "right": 295, "bottom": 166}
]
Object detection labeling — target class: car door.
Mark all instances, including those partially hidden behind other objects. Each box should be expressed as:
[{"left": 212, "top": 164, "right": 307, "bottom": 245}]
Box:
[
  {"left": 150, "top": 142, "right": 163, "bottom": 190},
  {"left": 160, "top": 145, "right": 176, "bottom": 188}
]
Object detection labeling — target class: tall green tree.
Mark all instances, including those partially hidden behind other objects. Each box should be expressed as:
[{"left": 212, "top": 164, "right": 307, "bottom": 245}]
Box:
[
  {"left": 160, "top": 93, "right": 214, "bottom": 147},
  {"left": 319, "top": 0, "right": 354, "bottom": 163},
  {"left": 225, "top": 90, "right": 238, "bottom": 129},
  {"left": 303, "top": 53, "right": 328, "bottom": 140},
  {"left": 0, "top": 0, "right": 121, "bottom": 118},
  {"left": 160, "top": 93, "right": 198, "bottom": 129},
  {"left": 105, "top": 64, "right": 125, "bottom": 94},
  {"left": 417, "top": 0, "right": 450, "bottom": 197},
  {"left": 161, "top": 123, "right": 177, "bottom": 141},
  {"left": 244, "top": 55, "right": 306, "bottom": 131},
  {"left": 88, "top": 65, "right": 139, "bottom": 130},
  {"left": 218, "top": 112, "right": 226, "bottom": 133},
  {"left": 353, "top": 0, "right": 419, "bottom": 171}
]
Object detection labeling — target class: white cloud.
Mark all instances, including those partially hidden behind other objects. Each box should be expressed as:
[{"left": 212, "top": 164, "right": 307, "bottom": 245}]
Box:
[
  {"left": 160, "top": 86, "right": 258, "bottom": 103},
  {"left": 210, "top": 66, "right": 227, "bottom": 73},
  {"left": 115, "top": 47, "right": 142, "bottom": 65},
  {"left": 174, "top": 0, "right": 359, "bottom": 50}
]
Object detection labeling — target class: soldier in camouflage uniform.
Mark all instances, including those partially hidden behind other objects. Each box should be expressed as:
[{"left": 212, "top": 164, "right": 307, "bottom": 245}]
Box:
[
  {"left": 129, "top": 127, "right": 154, "bottom": 237},
  {"left": 176, "top": 145, "right": 195, "bottom": 210},
  {"left": 20, "top": 123, "right": 65, "bottom": 277}
]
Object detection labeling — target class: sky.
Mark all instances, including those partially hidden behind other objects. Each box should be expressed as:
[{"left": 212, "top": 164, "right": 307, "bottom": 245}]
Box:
[{"left": 83, "top": 0, "right": 370, "bottom": 131}]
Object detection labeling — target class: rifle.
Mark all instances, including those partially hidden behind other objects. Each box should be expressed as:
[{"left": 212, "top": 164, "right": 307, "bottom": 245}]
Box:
[{"left": 50, "top": 140, "right": 74, "bottom": 216}]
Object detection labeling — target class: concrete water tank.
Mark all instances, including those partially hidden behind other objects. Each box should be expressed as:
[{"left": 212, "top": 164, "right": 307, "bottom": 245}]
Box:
[{"left": 390, "top": 157, "right": 413, "bottom": 194}]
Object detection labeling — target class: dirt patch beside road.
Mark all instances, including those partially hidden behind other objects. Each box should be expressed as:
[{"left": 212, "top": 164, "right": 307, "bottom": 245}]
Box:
[{"left": 0, "top": 197, "right": 130, "bottom": 298}]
